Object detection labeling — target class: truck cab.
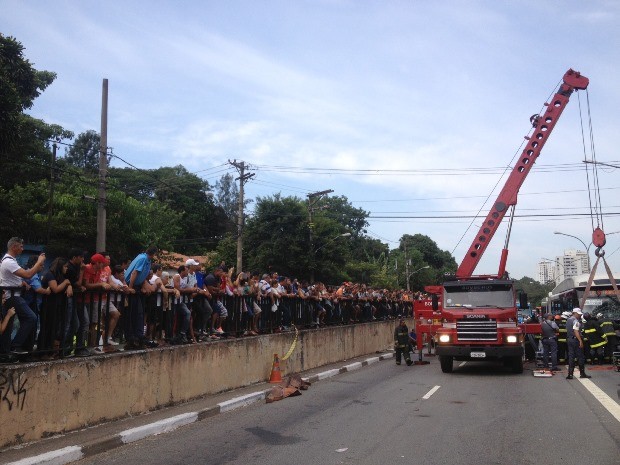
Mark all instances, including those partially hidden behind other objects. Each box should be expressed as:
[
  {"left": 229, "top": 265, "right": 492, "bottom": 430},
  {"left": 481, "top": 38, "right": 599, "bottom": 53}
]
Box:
[{"left": 435, "top": 278, "right": 524, "bottom": 373}]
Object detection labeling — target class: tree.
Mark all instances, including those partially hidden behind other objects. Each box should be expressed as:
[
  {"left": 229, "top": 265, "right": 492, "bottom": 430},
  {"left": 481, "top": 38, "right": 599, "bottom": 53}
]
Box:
[
  {"left": 108, "top": 165, "right": 230, "bottom": 254},
  {"left": 215, "top": 173, "right": 239, "bottom": 222},
  {"left": 514, "top": 277, "right": 555, "bottom": 309},
  {"left": 62, "top": 130, "right": 108, "bottom": 174},
  {"left": 0, "top": 34, "right": 73, "bottom": 191},
  {"left": 0, "top": 34, "right": 57, "bottom": 155},
  {"left": 244, "top": 194, "right": 311, "bottom": 277},
  {"left": 399, "top": 233, "right": 457, "bottom": 283}
]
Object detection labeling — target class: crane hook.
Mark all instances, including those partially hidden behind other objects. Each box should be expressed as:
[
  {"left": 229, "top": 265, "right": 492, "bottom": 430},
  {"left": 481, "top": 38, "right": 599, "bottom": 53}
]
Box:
[{"left": 594, "top": 247, "right": 605, "bottom": 258}]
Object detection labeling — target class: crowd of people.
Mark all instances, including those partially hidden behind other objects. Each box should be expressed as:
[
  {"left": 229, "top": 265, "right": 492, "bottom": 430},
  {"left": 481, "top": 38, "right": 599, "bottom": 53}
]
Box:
[{"left": 0, "top": 238, "right": 416, "bottom": 363}]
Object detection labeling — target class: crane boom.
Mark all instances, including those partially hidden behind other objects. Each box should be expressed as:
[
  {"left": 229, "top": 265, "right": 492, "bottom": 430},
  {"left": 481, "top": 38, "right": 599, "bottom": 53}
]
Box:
[{"left": 456, "top": 69, "right": 589, "bottom": 279}]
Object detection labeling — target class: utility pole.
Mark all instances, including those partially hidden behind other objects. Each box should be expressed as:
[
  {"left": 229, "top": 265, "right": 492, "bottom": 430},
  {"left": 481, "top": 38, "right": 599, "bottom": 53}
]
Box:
[
  {"left": 46, "top": 142, "right": 57, "bottom": 244},
  {"left": 97, "top": 78, "right": 108, "bottom": 253},
  {"left": 229, "top": 160, "right": 254, "bottom": 273},
  {"left": 406, "top": 258, "right": 411, "bottom": 292},
  {"left": 307, "top": 189, "right": 333, "bottom": 283}
]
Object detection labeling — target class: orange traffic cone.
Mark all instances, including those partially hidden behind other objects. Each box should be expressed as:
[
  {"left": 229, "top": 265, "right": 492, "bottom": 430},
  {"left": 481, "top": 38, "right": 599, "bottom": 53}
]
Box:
[{"left": 269, "top": 353, "right": 283, "bottom": 384}]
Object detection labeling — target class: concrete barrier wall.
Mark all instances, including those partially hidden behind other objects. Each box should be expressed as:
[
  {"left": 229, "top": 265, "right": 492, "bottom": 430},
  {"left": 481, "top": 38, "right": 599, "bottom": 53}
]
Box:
[{"left": 0, "top": 319, "right": 406, "bottom": 448}]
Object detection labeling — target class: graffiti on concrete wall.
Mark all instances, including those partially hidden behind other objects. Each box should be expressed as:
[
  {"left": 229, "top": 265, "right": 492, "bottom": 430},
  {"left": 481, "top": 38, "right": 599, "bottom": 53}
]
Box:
[{"left": 0, "top": 370, "right": 28, "bottom": 411}]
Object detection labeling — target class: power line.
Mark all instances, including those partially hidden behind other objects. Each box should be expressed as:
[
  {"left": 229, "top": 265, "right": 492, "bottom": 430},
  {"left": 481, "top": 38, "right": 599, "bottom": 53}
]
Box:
[{"left": 349, "top": 186, "right": 620, "bottom": 203}]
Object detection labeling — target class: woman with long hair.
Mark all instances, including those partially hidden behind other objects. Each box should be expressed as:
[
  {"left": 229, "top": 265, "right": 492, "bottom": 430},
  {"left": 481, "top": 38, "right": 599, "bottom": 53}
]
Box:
[{"left": 40, "top": 257, "right": 71, "bottom": 358}]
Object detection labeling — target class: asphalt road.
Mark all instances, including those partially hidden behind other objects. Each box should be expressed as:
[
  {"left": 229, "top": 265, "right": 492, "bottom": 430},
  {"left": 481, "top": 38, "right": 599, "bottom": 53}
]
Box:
[{"left": 75, "top": 360, "right": 620, "bottom": 465}]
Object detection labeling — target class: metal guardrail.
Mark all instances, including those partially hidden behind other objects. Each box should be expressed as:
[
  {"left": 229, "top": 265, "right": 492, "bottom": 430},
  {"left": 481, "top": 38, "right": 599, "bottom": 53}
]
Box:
[{"left": 1, "top": 286, "right": 413, "bottom": 359}]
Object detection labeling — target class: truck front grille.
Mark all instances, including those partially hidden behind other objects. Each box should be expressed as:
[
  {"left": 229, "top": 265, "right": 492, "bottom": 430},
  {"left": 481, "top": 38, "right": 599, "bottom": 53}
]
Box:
[{"left": 456, "top": 320, "right": 497, "bottom": 341}]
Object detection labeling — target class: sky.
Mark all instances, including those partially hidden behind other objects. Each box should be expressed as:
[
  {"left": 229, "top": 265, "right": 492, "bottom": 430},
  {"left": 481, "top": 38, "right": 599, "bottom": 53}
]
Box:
[{"left": 2, "top": 0, "right": 620, "bottom": 281}]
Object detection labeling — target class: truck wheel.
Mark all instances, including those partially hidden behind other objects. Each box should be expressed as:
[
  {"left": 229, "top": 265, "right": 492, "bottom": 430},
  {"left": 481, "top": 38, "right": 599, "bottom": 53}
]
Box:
[
  {"left": 510, "top": 356, "right": 523, "bottom": 374},
  {"left": 439, "top": 355, "right": 453, "bottom": 373}
]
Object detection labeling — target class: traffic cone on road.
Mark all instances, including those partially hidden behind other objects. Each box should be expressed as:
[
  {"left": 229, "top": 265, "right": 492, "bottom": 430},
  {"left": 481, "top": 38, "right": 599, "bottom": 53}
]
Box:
[{"left": 269, "top": 353, "right": 283, "bottom": 384}]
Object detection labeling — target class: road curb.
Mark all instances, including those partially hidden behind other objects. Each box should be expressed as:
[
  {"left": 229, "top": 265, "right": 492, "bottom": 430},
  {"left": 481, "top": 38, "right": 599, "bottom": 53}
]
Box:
[{"left": 7, "top": 352, "right": 394, "bottom": 465}]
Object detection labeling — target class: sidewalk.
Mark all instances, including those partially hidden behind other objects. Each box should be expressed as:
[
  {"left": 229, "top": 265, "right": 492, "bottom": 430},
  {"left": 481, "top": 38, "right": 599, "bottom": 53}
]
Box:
[{"left": 2, "top": 351, "right": 395, "bottom": 465}]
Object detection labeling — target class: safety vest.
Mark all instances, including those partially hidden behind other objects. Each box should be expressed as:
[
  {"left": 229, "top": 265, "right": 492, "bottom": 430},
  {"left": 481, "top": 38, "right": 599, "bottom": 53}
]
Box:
[{"left": 583, "top": 321, "right": 607, "bottom": 349}]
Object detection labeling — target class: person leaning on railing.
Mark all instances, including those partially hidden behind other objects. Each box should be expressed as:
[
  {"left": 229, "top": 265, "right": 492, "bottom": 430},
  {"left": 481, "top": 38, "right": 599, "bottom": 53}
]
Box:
[
  {"left": 40, "top": 257, "right": 71, "bottom": 359},
  {"left": 0, "top": 236, "right": 46, "bottom": 357},
  {"left": 123, "top": 246, "right": 158, "bottom": 350}
]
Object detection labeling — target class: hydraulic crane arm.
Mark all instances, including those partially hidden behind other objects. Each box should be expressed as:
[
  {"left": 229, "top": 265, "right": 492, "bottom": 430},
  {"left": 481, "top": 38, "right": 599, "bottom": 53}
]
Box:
[{"left": 456, "top": 69, "right": 589, "bottom": 279}]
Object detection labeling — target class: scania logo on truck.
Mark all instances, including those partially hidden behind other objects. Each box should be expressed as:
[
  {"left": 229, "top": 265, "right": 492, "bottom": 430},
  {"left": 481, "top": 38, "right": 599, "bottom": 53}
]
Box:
[{"left": 465, "top": 314, "right": 486, "bottom": 319}]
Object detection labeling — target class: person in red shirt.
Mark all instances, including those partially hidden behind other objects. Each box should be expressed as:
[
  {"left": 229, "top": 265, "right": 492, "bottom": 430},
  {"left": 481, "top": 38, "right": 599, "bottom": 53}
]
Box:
[{"left": 82, "top": 254, "right": 112, "bottom": 354}]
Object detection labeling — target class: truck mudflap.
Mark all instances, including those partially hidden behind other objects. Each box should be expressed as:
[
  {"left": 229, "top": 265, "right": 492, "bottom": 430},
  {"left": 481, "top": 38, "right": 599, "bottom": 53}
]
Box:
[{"left": 436, "top": 345, "right": 523, "bottom": 359}]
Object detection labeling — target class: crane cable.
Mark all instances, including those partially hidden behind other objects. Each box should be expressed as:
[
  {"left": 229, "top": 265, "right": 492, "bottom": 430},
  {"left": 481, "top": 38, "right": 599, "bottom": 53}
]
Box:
[
  {"left": 576, "top": 89, "right": 620, "bottom": 309},
  {"left": 578, "top": 89, "right": 605, "bottom": 231}
]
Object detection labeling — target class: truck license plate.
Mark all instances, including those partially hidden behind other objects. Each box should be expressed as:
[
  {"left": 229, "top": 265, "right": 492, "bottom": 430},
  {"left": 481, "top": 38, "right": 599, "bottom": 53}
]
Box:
[{"left": 470, "top": 352, "right": 486, "bottom": 358}]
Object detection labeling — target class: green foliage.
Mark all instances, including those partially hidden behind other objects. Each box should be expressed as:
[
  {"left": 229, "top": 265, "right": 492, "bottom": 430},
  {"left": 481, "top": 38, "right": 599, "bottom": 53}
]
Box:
[
  {"left": 513, "top": 276, "right": 555, "bottom": 309},
  {"left": 0, "top": 34, "right": 72, "bottom": 187},
  {"left": 345, "top": 260, "right": 380, "bottom": 285},
  {"left": 244, "top": 194, "right": 311, "bottom": 277},
  {"left": 213, "top": 233, "right": 237, "bottom": 271},
  {"left": 0, "top": 33, "right": 56, "bottom": 154},
  {"left": 215, "top": 173, "right": 239, "bottom": 222},
  {"left": 108, "top": 165, "right": 229, "bottom": 254},
  {"left": 62, "top": 130, "right": 108, "bottom": 174}
]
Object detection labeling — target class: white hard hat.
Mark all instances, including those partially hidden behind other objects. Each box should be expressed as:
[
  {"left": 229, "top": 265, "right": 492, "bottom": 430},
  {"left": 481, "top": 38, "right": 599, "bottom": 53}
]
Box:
[{"left": 572, "top": 307, "right": 583, "bottom": 315}]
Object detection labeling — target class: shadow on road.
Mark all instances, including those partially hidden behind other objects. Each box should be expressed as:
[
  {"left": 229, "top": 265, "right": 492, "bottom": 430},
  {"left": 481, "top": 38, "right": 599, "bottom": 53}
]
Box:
[{"left": 245, "top": 426, "right": 304, "bottom": 445}]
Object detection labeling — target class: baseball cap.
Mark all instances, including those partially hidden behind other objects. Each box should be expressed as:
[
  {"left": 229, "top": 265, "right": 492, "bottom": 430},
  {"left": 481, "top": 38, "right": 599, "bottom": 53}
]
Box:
[
  {"left": 185, "top": 259, "right": 200, "bottom": 266},
  {"left": 91, "top": 253, "right": 107, "bottom": 264}
]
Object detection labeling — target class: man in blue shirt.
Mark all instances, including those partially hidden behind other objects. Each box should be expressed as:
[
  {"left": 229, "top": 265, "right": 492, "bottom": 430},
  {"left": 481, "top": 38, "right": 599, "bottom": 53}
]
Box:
[{"left": 123, "top": 246, "right": 158, "bottom": 350}]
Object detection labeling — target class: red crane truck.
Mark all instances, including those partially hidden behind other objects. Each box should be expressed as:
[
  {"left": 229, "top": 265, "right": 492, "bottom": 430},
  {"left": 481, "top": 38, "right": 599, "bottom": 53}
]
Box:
[{"left": 433, "top": 69, "right": 589, "bottom": 373}]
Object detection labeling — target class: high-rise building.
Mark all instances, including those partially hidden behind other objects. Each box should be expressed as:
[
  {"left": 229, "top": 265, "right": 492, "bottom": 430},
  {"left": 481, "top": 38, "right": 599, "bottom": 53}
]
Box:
[
  {"left": 537, "top": 261, "right": 556, "bottom": 284},
  {"left": 555, "top": 249, "right": 590, "bottom": 284}
]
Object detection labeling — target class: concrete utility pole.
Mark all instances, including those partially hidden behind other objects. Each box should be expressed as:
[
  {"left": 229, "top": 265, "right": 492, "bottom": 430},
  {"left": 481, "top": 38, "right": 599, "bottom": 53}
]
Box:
[
  {"left": 97, "top": 78, "right": 108, "bottom": 253},
  {"left": 229, "top": 160, "right": 254, "bottom": 273},
  {"left": 307, "top": 189, "right": 334, "bottom": 283}
]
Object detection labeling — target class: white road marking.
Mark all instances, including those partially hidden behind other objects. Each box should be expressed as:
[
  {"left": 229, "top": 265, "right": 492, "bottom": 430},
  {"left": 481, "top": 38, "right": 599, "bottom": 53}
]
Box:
[
  {"left": 459, "top": 361, "right": 467, "bottom": 367},
  {"left": 6, "top": 446, "right": 83, "bottom": 465},
  {"left": 120, "top": 412, "right": 198, "bottom": 443},
  {"left": 577, "top": 378, "right": 620, "bottom": 423},
  {"left": 422, "top": 385, "right": 441, "bottom": 400}
]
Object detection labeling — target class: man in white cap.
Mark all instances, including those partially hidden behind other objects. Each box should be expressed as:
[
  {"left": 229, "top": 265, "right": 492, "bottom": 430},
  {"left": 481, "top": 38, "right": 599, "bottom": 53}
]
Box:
[{"left": 566, "top": 307, "right": 591, "bottom": 379}]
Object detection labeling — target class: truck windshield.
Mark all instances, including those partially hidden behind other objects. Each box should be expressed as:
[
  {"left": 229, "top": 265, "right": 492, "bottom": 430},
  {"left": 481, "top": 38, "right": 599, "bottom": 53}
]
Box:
[{"left": 443, "top": 283, "right": 514, "bottom": 309}]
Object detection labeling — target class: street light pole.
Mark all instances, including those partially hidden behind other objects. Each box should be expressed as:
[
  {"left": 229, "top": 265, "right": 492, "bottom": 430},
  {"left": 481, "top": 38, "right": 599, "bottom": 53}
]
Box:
[
  {"left": 407, "top": 265, "right": 430, "bottom": 292},
  {"left": 313, "top": 233, "right": 351, "bottom": 254}
]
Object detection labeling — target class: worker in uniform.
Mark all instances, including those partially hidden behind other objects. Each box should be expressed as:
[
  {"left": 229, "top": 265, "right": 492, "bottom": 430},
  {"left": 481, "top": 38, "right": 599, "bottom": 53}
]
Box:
[
  {"left": 540, "top": 314, "right": 559, "bottom": 371},
  {"left": 566, "top": 308, "right": 592, "bottom": 380},
  {"left": 394, "top": 317, "right": 413, "bottom": 366},
  {"left": 557, "top": 311, "right": 571, "bottom": 364},
  {"left": 598, "top": 312, "right": 618, "bottom": 363},
  {"left": 583, "top": 313, "right": 607, "bottom": 365},
  {"left": 524, "top": 313, "right": 540, "bottom": 362}
]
